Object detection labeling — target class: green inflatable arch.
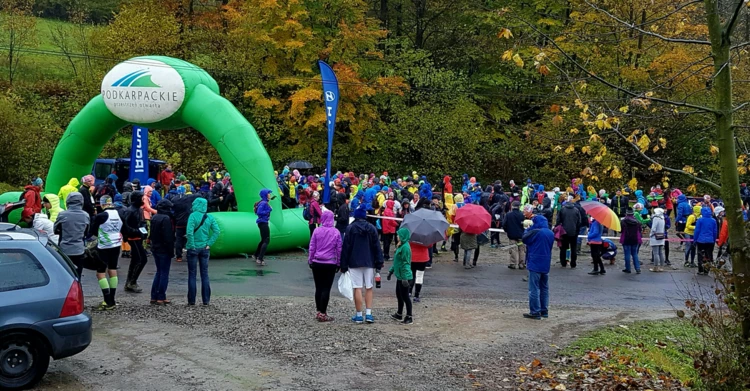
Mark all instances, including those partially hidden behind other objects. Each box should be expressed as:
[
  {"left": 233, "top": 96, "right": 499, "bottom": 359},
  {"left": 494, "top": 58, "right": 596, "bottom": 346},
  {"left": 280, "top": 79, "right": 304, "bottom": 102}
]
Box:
[{"left": 12, "top": 56, "right": 310, "bottom": 256}]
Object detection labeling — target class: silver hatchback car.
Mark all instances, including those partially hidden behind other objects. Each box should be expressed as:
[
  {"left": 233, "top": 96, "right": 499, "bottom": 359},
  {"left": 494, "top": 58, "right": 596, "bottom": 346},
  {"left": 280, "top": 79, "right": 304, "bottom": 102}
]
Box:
[{"left": 0, "top": 224, "right": 92, "bottom": 390}]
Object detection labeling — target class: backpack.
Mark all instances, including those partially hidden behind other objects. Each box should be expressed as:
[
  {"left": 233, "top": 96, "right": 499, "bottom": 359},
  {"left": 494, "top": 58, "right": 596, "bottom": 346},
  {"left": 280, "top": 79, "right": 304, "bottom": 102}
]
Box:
[
  {"left": 254, "top": 201, "right": 260, "bottom": 214},
  {"left": 372, "top": 196, "right": 380, "bottom": 211},
  {"left": 302, "top": 202, "right": 313, "bottom": 221},
  {"left": 96, "top": 184, "right": 109, "bottom": 200}
]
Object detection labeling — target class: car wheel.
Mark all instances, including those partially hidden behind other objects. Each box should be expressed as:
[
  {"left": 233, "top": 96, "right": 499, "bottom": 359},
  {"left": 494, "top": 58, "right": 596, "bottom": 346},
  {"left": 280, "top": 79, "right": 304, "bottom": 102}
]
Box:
[{"left": 0, "top": 332, "right": 50, "bottom": 390}]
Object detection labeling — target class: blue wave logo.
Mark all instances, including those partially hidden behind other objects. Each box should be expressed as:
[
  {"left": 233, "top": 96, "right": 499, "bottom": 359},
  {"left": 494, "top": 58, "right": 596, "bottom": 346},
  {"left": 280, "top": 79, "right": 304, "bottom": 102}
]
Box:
[{"left": 111, "top": 70, "right": 161, "bottom": 88}]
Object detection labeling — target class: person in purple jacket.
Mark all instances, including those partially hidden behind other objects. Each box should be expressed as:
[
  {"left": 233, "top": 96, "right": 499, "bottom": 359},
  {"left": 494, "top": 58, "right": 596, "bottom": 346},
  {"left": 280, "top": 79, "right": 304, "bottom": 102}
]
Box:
[
  {"left": 254, "top": 189, "right": 273, "bottom": 266},
  {"left": 309, "top": 210, "right": 343, "bottom": 322}
]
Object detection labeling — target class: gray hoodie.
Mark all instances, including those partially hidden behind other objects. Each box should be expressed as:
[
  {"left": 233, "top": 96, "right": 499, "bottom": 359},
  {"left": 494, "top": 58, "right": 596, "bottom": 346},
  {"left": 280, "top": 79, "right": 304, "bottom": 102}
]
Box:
[{"left": 54, "top": 192, "right": 90, "bottom": 256}]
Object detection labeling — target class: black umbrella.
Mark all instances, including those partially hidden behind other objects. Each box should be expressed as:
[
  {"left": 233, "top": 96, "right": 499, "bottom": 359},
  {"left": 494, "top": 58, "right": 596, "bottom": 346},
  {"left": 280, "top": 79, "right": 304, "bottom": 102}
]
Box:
[
  {"left": 401, "top": 208, "right": 449, "bottom": 246},
  {"left": 287, "top": 160, "right": 314, "bottom": 170}
]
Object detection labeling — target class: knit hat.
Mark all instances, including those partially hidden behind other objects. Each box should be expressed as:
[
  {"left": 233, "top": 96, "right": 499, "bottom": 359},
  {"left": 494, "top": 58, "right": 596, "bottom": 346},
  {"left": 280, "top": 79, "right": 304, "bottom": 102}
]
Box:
[
  {"left": 32, "top": 177, "right": 43, "bottom": 187},
  {"left": 179, "top": 175, "right": 187, "bottom": 181},
  {"left": 100, "top": 195, "right": 113, "bottom": 206},
  {"left": 714, "top": 206, "right": 725, "bottom": 216},
  {"left": 82, "top": 175, "right": 95, "bottom": 185},
  {"left": 353, "top": 205, "right": 367, "bottom": 219}
]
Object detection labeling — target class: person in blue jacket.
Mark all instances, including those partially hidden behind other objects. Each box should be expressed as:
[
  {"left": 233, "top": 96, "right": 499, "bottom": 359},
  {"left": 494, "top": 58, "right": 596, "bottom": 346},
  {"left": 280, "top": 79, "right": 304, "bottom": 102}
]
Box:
[
  {"left": 674, "top": 194, "right": 691, "bottom": 246},
  {"left": 587, "top": 218, "right": 605, "bottom": 275},
  {"left": 521, "top": 215, "right": 555, "bottom": 320},
  {"left": 634, "top": 190, "right": 648, "bottom": 216},
  {"left": 693, "top": 206, "right": 718, "bottom": 276},
  {"left": 254, "top": 189, "right": 273, "bottom": 266}
]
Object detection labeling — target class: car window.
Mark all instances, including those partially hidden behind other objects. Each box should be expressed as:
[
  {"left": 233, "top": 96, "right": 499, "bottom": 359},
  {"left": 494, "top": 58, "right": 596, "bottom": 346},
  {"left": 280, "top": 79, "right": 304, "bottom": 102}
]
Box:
[
  {"left": 94, "top": 163, "right": 113, "bottom": 180},
  {"left": 45, "top": 241, "right": 78, "bottom": 279},
  {"left": 0, "top": 249, "right": 50, "bottom": 292}
]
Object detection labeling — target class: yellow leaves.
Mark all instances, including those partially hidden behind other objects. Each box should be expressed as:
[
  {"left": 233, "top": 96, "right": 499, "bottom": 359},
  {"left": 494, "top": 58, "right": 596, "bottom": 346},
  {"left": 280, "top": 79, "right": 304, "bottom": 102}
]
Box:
[
  {"left": 580, "top": 112, "right": 590, "bottom": 121},
  {"left": 289, "top": 86, "right": 321, "bottom": 117},
  {"left": 590, "top": 175, "right": 599, "bottom": 181},
  {"left": 610, "top": 166, "right": 623, "bottom": 179},
  {"left": 649, "top": 163, "right": 663, "bottom": 171},
  {"left": 553, "top": 145, "right": 563, "bottom": 152},
  {"left": 589, "top": 134, "right": 601, "bottom": 143},
  {"left": 652, "top": 145, "right": 659, "bottom": 153},
  {"left": 581, "top": 146, "right": 591, "bottom": 154},
  {"left": 565, "top": 144, "right": 575, "bottom": 154},
  {"left": 739, "top": 166, "right": 748, "bottom": 175},
  {"left": 710, "top": 145, "right": 719, "bottom": 156},
  {"left": 581, "top": 167, "right": 593, "bottom": 176},
  {"left": 645, "top": 91, "right": 654, "bottom": 98},
  {"left": 552, "top": 115, "right": 563, "bottom": 127},
  {"left": 683, "top": 165, "right": 695, "bottom": 175},
  {"left": 574, "top": 99, "right": 584, "bottom": 109},
  {"left": 498, "top": 28, "right": 513, "bottom": 39},
  {"left": 534, "top": 52, "right": 546, "bottom": 62},
  {"left": 550, "top": 104, "right": 560, "bottom": 114},
  {"left": 738, "top": 154, "right": 747, "bottom": 165},
  {"left": 628, "top": 178, "right": 638, "bottom": 191},
  {"left": 243, "top": 89, "right": 281, "bottom": 109},
  {"left": 636, "top": 135, "right": 651, "bottom": 153},
  {"left": 538, "top": 65, "right": 551, "bottom": 76},
  {"left": 594, "top": 113, "right": 612, "bottom": 130},
  {"left": 512, "top": 53, "right": 525, "bottom": 67},
  {"left": 631, "top": 98, "right": 651, "bottom": 109},
  {"left": 659, "top": 138, "right": 667, "bottom": 149},
  {"left": 618, "top": 106, "right": 629, "bottom": 114},
  {"left": 501, "top": 49, "right": 513, "bottom": 62},
  {"left": 687, "top": 184, "right": 697, "bottom": 195},
  {"left": 569, "top": 128, "right": 580, "bottom": 135}
]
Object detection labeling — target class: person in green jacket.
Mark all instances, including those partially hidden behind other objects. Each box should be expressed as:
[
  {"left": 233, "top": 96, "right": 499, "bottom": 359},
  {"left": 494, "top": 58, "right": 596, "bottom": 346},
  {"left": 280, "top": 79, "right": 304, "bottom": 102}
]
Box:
[
  {"left": 186, "top": 197, "right": 220, "bottom": 305},
  {"left": 57, "top": 177, "right": 79, "bottom": 209},
  {"left": 388, "top": 227, "right": 413, "bottom": 325},
  {"left": 43, "top": 194, "right": 64, "bottom": 222}
]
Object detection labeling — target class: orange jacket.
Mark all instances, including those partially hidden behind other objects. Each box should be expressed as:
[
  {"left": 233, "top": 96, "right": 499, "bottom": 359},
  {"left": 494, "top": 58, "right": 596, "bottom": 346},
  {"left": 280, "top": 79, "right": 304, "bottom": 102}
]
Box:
[{"left": 717, "top": 219, "right": 729, "bottom": 247}]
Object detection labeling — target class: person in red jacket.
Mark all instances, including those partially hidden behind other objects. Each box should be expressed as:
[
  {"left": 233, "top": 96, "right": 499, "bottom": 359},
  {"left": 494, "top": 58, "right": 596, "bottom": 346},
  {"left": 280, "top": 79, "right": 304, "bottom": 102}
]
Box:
[
  {"left": 409, "top": 242, "right": 431, "bottom": 302},
  {"left": 21, "top": 177, "right": 44, "bottom": 224},
  {"left": 159, "top": 165, "right": 175, "bottom": 192},
  {"left": 381, "top": 200, "right": 398, "bottom": 260}
]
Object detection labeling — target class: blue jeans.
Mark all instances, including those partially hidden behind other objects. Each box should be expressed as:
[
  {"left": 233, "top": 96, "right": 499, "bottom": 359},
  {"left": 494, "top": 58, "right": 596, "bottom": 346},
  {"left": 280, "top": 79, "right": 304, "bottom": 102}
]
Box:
[
  {"left": 528, "top": 271, "right": 549, "bottom": 316},
  {"left": 576, "top": 227, "right": 587, "bottom": 249},
  {"left": 623, "top": 244, "right": 640, "bottom": 271},
  {"left": 187, "top": 248, "right": 211, "bottom": 305},
  {"left": 150, "top": 252, "right": 172, "bottom": 301}
]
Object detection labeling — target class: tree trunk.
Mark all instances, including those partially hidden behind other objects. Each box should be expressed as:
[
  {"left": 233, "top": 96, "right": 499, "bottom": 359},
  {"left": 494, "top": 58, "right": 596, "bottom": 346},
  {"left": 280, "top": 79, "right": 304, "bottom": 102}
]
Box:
[{"left": 705, "top": 0, "right": 750, "bottom": 340}]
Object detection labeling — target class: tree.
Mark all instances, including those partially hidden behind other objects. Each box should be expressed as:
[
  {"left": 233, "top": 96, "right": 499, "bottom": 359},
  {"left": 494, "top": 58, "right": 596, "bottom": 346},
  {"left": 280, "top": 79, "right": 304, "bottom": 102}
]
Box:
[
  {"left": 501, "top": 0, "right": 750, "bottom": 338},
  {"left": 0, "top": 0, "right": 38, "bottom": 84}
]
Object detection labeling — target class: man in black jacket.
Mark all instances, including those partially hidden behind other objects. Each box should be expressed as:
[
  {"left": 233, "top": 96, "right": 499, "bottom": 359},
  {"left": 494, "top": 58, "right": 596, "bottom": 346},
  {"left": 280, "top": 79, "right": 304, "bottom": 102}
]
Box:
[
  {"left": 611, "top": 189, "right": 629, "bottom": 219},
  {"left": 79, "top": 175, "right": 97, "bottom": 220},
  {"left": 556, "top": 196, "right": 581, "bottom": 268},
  {"left": 340, "top": 205, "right": 383, "bottom": 324},
  {"left": 123, "top": 191, "right": 148, "bottom": 292},
  {"left": 172, "top": 190, "right": 200, "bottom": 262},
  {"left": 574, "top": 200, "right": 589, "bottom": 254},
  {"left": 503, "top": 201, "right": 526, "bottom": 269},
  {"left": 150, "top": 199, "right": 175, "bottom": 304}
]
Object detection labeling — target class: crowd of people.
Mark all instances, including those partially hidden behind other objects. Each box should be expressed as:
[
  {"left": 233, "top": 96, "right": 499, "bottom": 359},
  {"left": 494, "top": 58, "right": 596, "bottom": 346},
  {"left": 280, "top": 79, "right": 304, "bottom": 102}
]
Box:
[{"left": 7, "top": 165, "right": 733, "bottom": 322}]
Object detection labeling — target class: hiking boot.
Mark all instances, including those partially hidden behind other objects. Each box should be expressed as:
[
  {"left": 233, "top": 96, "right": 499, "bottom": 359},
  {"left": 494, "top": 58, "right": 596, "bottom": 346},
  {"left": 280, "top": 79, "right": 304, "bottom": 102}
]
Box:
[
  {"left": 541, "top": 312, "right": 549, "bottom": 319},
  {"left": 391, "top": 313, "right": 403, "bottom": 321},
  {"left": 125, "top": 283, "right": 143, "bottom": 293},
  {"left": 599, "top": 269, "right": 606, "bottom": 275},
  {"left": 523, "top": 313, "right": 542, "bottom": 320},
  {"left": 402, "top": 316, "right": 413, "bottom": 325},
  {"left": 636, "top": 270, "right": 641, "bottom": 274},
  {"left": 508, "top": 264, "right": 517, "bottom": 269},
  {"left": 588, "top": 270, "right": 600, "bottom": 275},
  {"left": 622, "top": 269, "right": 631, "bottom": 273}
]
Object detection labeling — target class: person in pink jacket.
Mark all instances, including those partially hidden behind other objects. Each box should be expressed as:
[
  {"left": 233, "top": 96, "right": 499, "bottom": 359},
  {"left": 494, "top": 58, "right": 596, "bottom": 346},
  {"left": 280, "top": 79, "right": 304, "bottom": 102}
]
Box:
[
  {"left": 142, "top": 186, "right": 158, "bottom": 240},
  {"left": 308, "top": 192, "right": 323, "bottom": 237},
  {"left": 308, "top": 210, "right": 343, "bottom": 322}
]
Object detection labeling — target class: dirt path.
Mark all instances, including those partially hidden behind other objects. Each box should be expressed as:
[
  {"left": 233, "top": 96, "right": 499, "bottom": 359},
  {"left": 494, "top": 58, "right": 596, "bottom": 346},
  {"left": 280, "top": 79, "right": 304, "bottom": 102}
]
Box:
[{"left": 36, "top": 296, "right": 675, "bottom": 391}]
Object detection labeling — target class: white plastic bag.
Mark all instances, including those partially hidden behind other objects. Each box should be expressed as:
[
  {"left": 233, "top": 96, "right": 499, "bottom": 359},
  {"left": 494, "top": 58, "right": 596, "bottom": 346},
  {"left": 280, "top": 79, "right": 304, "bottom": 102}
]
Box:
[{"left": 337, "top": 272, "right": 354, "bottom": 301}]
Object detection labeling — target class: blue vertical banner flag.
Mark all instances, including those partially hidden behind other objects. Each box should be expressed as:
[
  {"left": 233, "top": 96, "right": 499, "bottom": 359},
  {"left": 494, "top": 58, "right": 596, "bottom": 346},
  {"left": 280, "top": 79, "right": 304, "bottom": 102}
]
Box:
[
  {"left": 318, "top": 60, "right": 339, "bottom": 204},
  {"left": 129, "top": 126, "right": 149, "bottom": 184}
]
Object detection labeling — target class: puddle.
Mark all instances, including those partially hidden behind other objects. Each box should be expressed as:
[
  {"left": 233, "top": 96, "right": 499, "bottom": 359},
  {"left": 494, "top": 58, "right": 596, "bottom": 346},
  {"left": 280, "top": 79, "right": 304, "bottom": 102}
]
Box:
[{"left": 226, "top": 269, "right": 279, "bottom": 277}]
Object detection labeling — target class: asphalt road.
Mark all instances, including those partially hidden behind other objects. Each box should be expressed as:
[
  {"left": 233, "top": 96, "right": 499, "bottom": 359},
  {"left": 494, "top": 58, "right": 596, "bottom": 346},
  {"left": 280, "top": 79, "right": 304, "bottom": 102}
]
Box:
[{"left": 79, "top": 246, "right": 705, "bottom": 310}]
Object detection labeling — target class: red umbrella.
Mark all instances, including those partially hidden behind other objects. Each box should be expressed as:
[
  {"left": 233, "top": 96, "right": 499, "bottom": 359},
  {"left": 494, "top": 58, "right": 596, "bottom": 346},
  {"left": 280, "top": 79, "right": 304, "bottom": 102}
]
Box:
[{"left": 455, "top": 204, "right": 491, "bottom": 235}]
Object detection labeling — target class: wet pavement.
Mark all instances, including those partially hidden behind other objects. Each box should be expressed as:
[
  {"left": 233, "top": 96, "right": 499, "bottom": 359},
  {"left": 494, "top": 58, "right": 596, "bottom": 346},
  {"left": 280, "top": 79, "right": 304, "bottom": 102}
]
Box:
[{"left": 79, "top": 246, "right": 705, "bottom": 310}]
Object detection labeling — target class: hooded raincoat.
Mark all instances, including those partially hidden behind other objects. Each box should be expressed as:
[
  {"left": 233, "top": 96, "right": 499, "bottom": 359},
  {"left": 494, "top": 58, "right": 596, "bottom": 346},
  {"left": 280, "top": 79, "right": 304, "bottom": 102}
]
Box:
[
  {"left": 58, "top": 178, "right": 79, "bottom": 209},
  {"left": 54, "top": 192, "right": 90, "bottom": 256},
  {"left": 256, "top": 189, "right": 273, "bottom": 223},
  {"left": 693, "top": 207, "right": 718, "bottom": 244},
  {"left": 389, "top": 228, "right": 413, "bottom": 280},
  {"left": 308, "top": 210, "right": 342, "bottom": 266},
  {"left": 186, "top": 198, "right": 220, "bottom": 250},
  {"left": 522, "top": 215, "right": 554, "bottom": 274},
  {"left": 44, "top": 194, "right": 63, "bottom": 222}
]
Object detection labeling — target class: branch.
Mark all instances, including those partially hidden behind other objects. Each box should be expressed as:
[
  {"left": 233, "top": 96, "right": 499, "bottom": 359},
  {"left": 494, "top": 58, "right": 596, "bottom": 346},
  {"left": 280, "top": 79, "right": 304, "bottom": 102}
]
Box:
[
  {"left": 583, "top": 0, "right": 712, "bottom": 45},
  {"left": 641, "top": 0, "right": 703, "bottom": 27},
  {"left": 733, "top": 101, "right": 750, "bottom": 113},
  {"left": 722, "top": 0, "right": 746, "bottom": 38},
  {"left": 612, "top": 126, "right": 722, "bottom": 191},
  {"left": 511, "top": 16, "right": 719, "bottom": 114}
]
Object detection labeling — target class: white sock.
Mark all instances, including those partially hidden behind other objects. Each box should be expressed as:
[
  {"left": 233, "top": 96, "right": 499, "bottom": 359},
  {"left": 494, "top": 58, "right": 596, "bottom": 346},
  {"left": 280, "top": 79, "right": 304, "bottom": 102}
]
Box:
[
  {"left": 365, "top": 309, "right": 372, "bottom": 316},
  {"left": 356, "top": 311, "right": 362, "bottom": 317}
]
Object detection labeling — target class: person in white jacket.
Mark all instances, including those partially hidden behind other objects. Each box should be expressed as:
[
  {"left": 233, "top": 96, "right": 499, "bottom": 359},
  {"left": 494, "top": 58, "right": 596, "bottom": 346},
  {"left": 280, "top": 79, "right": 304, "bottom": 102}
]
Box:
[
  {"left": 32, "top": 213, "right": 60, "bottom": 244},
  {"left": 649, "top": 208, "right": 666, "bottom": 272}
]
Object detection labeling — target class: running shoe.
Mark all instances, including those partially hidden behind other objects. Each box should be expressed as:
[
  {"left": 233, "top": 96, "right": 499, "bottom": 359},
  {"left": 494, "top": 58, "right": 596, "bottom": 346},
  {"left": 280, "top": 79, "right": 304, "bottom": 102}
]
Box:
[
  {"left": 402, "top": 316, "right": 413, "bottom": 325},
  {"left": 351, "top": 315, "right": 364, "bottom": 324},
  {"left": 365, "top": 314, "right": 375, "bottom": 323}
]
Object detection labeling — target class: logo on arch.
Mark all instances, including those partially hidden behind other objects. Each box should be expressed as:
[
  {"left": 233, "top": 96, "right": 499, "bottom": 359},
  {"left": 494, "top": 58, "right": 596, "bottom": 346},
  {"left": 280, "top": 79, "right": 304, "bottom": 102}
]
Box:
[{"left": 101, "top": 59, "right": 186, "bottom": 124}]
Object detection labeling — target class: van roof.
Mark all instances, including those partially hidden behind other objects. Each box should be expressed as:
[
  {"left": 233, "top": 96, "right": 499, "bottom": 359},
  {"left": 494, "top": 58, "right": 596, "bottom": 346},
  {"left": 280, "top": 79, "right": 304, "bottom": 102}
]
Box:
[{"left": 95, "top": 158, "right": 167, "bottom": 165}]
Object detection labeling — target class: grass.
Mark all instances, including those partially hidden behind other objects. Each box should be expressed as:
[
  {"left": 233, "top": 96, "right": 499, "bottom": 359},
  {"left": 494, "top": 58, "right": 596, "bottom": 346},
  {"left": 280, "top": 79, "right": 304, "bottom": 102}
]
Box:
[
  {"left": 562, "top": 318, "right": 702, "bottom": 387},
  {"left": 0, "top": 16, "right": 102, "bottom": 83}
]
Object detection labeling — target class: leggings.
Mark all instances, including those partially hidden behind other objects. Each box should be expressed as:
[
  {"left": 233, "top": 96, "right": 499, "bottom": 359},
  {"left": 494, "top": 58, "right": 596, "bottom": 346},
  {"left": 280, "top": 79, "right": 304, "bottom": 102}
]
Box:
[
  {"left": 311, "top": 263, "right": 337, "bottom": 314},
  {"left": 396, "top": 280, "right": 412, "bottom": 317},
  {"left": 126, "top": 239, "right": 148, "bottom": 286},
  {"left": 410, "top": 262, "right": 427, "bottom": 298},
  {"left": 452, "top": 232, "right": 462, "bottom": 260},
  {"left": 696, "top": 243, "right": 715, "bottom": 274},
  {"left": 560, "top": 236, "right": 578, "bottom": 267},
  {"left": 473, "top": 246, "right": 480, "bottom": 265},
  {"left": 255, "top": 222, "right": 271, "bottom": 261},
  {"left": 382, "top": 233, "right": 394, "bottom": 260},
  {"left": 590, "top": 244, "right": 604, "bottom": 272}
]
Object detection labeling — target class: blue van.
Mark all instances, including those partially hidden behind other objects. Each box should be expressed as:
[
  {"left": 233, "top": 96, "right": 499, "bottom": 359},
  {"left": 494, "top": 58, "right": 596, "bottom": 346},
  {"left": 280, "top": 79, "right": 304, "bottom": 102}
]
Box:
[{"left": 91, "top": 158, "right": 166, "bottom": 192}]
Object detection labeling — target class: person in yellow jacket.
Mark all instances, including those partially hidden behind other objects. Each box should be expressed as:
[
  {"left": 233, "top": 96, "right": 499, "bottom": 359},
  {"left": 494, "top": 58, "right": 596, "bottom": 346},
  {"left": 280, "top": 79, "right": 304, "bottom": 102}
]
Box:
[
  {"left": 684, "top": 205, "right": 701, "bottom": 267},
  {"left": 57, "top": 177, "right": 79, "bottom": 209},
  {"left": 43, "top": 194, "right": 64, "bottom": 222},
  {"left": 374, "top": 187, "right": 387, "bottom": 215}
]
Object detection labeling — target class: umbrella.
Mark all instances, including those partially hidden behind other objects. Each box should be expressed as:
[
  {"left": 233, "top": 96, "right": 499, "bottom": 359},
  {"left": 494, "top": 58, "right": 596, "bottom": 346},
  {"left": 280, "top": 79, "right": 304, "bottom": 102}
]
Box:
[
  {"left": 287, "top": 160, "right": 313, "bottom": 169},
  {"left": 455, "top": 204, "right": 491, "bottom": 235},
  {"left": 580, "top": 201, "right": 621, "bottom": 231},
  {"left": 401, "top": 209, "right": 449, "bottom": 246}
]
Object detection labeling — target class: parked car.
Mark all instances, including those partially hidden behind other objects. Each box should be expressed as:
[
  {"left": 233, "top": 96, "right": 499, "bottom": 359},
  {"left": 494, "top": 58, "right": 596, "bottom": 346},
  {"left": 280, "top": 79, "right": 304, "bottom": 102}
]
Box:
[
  {"left": 92, "top": 158, "right": 166, "bottom": 191},
  {"left": 0, "top": 224, "right": 91, "bottom": 390}
]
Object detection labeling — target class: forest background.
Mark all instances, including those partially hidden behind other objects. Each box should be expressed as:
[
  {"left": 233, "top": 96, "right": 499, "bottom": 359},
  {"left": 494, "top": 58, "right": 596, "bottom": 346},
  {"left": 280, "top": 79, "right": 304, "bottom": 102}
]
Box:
[{"left": 1, "top": 0, "right": 749, "bottom": 194}]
